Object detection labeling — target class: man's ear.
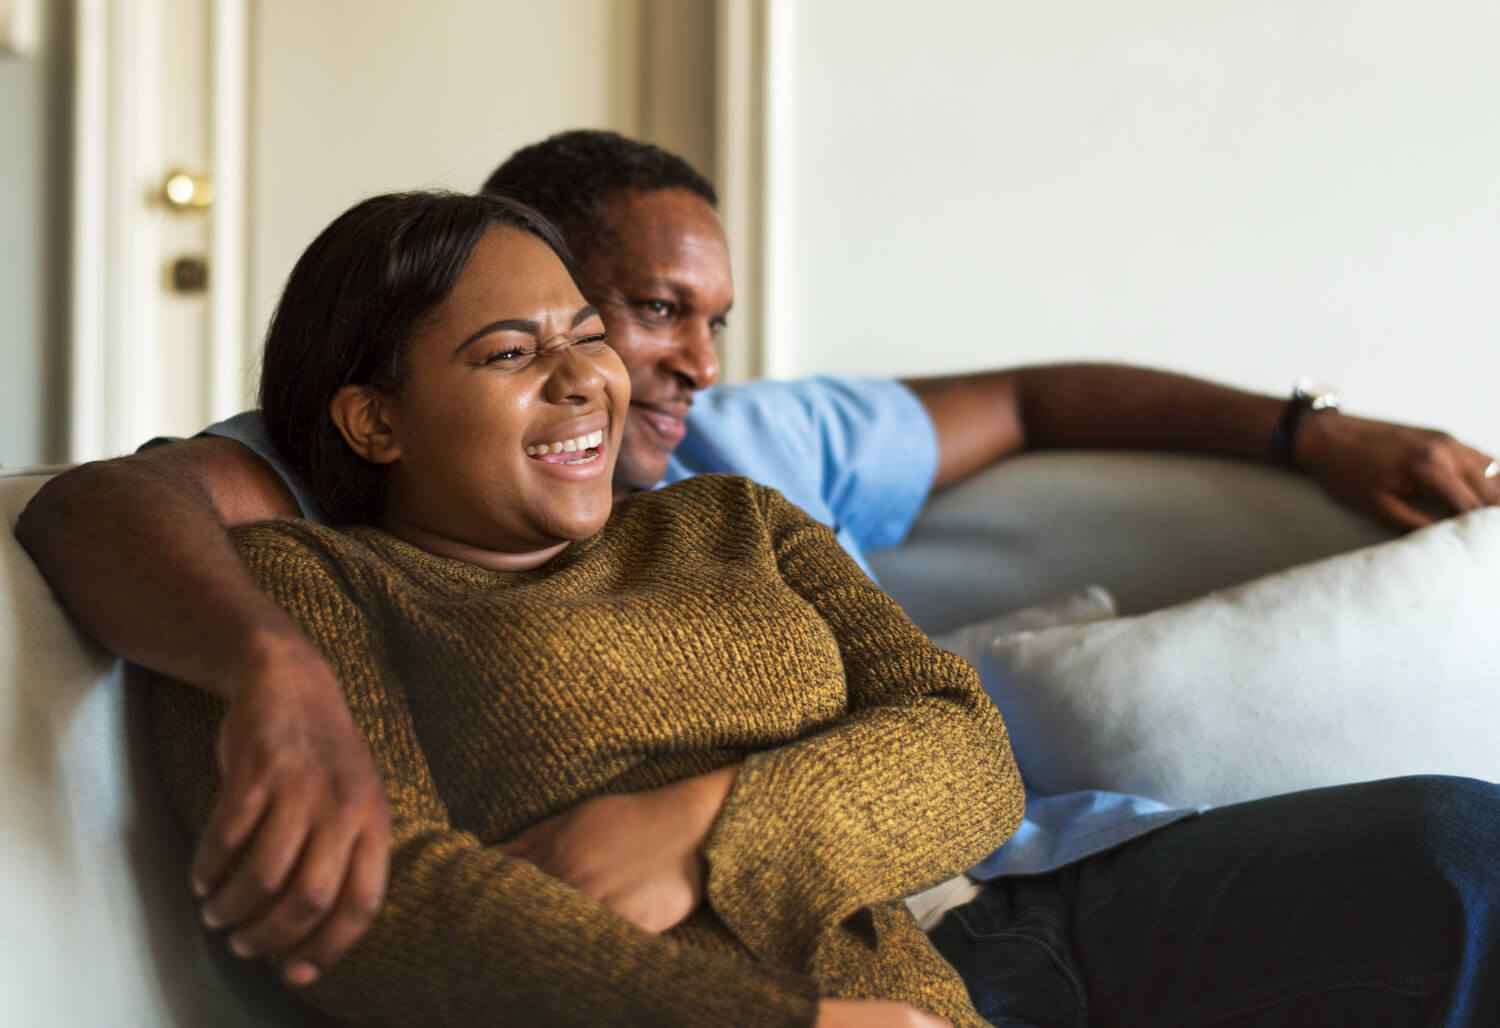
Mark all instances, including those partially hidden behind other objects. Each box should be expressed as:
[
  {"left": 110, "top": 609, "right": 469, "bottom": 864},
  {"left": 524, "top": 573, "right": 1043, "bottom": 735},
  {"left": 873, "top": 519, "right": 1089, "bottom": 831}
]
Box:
[{"left": 330, "top": 384, "right": 401, "bottom": 465}]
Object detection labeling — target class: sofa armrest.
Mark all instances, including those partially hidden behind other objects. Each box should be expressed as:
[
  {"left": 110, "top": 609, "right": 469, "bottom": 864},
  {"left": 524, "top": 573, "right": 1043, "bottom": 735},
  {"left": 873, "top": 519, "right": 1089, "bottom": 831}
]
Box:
[
  {"left": 2, "top": 469, "right": 331, "bottom": 1026},
  {"left": 868, "top": 451, "right": 1395, "bottom": 634}
]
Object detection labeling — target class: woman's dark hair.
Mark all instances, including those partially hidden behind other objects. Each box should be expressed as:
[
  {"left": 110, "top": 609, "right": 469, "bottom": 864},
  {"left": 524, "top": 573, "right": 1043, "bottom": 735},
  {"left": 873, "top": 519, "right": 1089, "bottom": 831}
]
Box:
[
  {"left": 479, "top": 129, "right": 717, "bottom": 269},
  {"left": 258, "top": 190, "right": 569, "bottom": 525}
]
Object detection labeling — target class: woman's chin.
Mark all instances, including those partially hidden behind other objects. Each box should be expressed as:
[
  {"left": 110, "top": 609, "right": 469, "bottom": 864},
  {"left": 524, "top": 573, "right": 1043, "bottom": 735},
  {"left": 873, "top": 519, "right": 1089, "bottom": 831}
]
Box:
[{"left": 537, "top": 500, "right": 614, "bottom": 543}]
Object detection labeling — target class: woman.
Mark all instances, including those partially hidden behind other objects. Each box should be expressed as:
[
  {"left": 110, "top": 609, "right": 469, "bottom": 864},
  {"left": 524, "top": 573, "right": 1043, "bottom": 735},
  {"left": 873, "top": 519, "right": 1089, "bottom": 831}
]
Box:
[{"left": 151, "top": 191, "right": 1024, "bottom": 1027}]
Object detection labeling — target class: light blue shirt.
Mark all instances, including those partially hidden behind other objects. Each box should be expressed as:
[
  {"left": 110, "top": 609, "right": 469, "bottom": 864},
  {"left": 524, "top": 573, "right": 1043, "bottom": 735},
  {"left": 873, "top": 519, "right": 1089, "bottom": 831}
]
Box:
[
  {"left": 659, "top": 378, "right": 938, "bottom": 579},
  {"left": 205, "top": 381, "right": 1196, "bottom": 879}
]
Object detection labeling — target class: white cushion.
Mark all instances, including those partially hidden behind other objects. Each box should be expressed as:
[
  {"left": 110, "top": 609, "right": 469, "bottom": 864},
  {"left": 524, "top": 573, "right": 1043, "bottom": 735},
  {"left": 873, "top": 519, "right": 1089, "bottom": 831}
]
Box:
[
  {"left": 930, "top": 585, "right": 1117, "bottom": 668},
  {"left": 980, "top": 508, "right": 1500, "bottom": 809}
]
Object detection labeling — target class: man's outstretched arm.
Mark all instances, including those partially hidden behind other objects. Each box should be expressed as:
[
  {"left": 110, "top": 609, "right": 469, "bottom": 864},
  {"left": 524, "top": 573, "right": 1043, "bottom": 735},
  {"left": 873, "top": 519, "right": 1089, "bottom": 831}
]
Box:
[
  {"left": 13, "top": 438, "right": 389, "bottom": 986},
  {"left": 906, "top": 363, "right": 1500, "bottom": 530}
]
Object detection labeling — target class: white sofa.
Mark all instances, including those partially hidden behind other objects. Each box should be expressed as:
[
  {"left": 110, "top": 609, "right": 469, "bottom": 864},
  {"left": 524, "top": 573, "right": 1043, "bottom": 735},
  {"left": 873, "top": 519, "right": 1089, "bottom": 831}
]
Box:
[{"left": 0, "top": 454, "right": 1396, "bottom": 1025}]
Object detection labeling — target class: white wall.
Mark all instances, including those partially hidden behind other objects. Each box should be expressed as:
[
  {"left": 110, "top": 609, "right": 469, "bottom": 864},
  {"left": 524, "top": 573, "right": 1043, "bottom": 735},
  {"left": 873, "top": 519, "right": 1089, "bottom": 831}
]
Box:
[
  {"left": 248, "top": 0, "right": 650, "bottom": 356},
  {"left": 762, "top": 1, "right": 1500, "bottom": 449}
]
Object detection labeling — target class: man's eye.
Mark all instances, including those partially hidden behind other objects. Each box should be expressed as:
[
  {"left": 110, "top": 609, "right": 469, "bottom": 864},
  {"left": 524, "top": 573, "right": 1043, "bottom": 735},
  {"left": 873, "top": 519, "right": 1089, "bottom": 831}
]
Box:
[
  {"left": 576, "top": 333, "right": 609, "bottom": 348},
  {"left": 641, "top": 299, "right": 675, "bottom": 318},
  {"left": 710, "top": 316, "right": 730, "bottom": 336}
]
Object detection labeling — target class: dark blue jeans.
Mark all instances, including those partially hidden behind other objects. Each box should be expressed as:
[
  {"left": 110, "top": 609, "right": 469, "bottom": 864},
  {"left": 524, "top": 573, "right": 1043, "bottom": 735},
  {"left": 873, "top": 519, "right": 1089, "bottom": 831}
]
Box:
[{"left": 929, "top": 776, "right": 1499, "bottom": 1027}]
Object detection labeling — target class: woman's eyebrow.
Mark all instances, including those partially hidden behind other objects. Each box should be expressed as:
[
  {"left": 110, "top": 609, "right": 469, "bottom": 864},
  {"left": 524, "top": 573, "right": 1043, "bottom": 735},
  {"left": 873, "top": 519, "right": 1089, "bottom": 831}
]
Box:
[
  {"left": 453, "top": 305, "right": 602, "bottom": 354},
  {"left": 454, "top": 319, "right": 537, "bottom": 353}
]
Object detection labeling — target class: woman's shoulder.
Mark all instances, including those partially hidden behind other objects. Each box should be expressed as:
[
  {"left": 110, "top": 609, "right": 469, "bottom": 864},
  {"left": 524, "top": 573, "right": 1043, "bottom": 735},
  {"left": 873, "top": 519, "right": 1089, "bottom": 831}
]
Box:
[
  {"left": 623, "top": 473, "right": 787, "bottom": 515},
  {"left": 605, "top": 474, "right": 823, "bottom": 552},
  {"left": 232, "top": 516, "right": 362, "bottom": 556},
  {"left": 229, "top": 518, "right": 390, "bottom": 586}
]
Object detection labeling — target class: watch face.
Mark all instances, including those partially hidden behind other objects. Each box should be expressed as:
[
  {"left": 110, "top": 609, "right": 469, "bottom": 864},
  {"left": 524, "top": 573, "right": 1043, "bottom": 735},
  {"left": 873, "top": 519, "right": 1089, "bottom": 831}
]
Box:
[{"left": 1294, "top": 379, "right": 1341, "bottom": 411}]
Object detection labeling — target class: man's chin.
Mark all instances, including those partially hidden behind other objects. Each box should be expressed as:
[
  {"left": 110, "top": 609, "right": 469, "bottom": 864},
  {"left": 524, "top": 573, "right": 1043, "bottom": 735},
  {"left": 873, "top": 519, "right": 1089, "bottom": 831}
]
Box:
[{"left": 611, "top": 452, "right": 671, "bottom": 495}]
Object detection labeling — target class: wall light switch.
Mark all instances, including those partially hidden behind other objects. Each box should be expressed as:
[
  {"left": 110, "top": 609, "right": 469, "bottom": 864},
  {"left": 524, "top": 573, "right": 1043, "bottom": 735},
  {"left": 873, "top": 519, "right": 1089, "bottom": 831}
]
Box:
[{"left": 0, "top": 0, "right": 41, "bottom": 58}]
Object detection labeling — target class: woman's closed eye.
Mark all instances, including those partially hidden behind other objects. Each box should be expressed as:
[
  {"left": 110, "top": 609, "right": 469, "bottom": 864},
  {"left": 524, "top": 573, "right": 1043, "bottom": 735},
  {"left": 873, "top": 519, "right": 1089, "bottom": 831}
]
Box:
[
  {"left": 481, "top": 333, "right": 605, "bottom": 366},
  {"left": 480, "top": 345, "right": 534, "bottom": 367}
]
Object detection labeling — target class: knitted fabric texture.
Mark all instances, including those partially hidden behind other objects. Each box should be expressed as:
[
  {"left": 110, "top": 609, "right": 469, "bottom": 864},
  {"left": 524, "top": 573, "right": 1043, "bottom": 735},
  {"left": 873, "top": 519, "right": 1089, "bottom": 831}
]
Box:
[{"left": 152, "top": 474, "right": 1024, "bottom": 1027}]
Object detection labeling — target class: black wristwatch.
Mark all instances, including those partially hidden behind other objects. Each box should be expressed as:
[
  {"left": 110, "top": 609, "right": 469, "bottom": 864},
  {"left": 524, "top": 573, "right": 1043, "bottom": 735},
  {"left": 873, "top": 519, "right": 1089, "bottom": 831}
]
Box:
[{"left": 1271, "top": 380, "right": 1340, "bottom": 468}]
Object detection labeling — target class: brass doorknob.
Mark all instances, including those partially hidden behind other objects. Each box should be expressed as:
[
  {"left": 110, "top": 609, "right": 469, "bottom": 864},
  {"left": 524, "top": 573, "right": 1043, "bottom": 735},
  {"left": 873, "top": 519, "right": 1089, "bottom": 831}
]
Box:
[{"left": 161, "top": 170, "right": 215, "bottom": 211}]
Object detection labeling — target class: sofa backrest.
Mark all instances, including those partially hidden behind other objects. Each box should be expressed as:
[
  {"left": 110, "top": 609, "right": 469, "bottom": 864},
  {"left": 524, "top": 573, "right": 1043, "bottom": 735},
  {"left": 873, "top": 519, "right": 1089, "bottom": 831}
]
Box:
[
  {"left": 870, "top": 451, "right": 1394, "bottom": 634},
  {"left": 0, "top": 470, "right": 328, "bottom": 1026}
]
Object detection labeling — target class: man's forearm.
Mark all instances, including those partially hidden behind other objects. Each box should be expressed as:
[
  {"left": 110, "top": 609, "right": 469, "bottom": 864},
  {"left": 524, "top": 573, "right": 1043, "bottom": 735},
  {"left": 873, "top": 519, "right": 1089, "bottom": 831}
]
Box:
[
  {"left": 907, "top": 363, "right": 1287, "bottom": 488},
  {"left": 907, "top": 361, "right": 1497, "bottom": 530},
  {"left": 1012, "top": 363, "right": 1285, "bottom": 457},
  {"left": 14, "top": 444, "right": 310, "bottom": 698}
]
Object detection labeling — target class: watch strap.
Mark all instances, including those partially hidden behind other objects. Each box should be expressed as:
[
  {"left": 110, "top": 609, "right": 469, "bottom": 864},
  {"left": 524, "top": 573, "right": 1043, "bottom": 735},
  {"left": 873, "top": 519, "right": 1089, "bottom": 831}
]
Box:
[
  {"left": 1271, "top": 395, "right": 1315, "bottom": 468},
  {"left": 1271, "top": 384, "right": 1339, "bottom": 468}
]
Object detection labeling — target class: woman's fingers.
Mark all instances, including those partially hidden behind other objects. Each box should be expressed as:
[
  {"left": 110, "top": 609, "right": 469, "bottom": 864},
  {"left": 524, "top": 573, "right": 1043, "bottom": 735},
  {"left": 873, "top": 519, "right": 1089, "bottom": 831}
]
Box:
[{"left": 814, "top": 999, "right": 953, "bottom": 1028}]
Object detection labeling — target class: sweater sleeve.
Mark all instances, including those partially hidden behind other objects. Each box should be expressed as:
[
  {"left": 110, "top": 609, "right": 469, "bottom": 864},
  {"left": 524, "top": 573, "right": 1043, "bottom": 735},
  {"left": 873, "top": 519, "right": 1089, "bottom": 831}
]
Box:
[
  {"left": 701, "top": 487, "right": 1026, "bottom": 971},
  {"left": 160, "top": 522, "right": 822, "bottom": 1028}
]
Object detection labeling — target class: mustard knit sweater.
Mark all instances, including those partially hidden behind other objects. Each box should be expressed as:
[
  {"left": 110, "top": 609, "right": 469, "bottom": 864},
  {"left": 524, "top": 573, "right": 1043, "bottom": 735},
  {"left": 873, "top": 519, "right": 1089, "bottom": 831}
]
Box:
[{"left": 151, "top": 474, "right": 1025, "bottom": 1027}]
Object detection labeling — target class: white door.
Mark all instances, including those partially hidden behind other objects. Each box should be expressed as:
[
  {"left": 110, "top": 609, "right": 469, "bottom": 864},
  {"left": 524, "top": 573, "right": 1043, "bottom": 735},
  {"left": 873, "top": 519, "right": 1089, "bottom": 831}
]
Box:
[{"left": 69, "top": 0, "right": 247, "bottom": 461}]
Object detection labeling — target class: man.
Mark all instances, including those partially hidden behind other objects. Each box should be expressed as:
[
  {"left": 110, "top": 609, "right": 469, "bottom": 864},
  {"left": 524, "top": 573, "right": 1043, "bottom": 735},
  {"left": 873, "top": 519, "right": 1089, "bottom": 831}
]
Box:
[{"left": 17, "top": 130, "right": 1500, "bottom": 1022}]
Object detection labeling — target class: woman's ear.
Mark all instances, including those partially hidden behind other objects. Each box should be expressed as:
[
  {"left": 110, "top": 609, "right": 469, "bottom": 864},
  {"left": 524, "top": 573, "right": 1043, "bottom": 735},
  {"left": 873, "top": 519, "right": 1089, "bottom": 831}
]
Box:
[{"left": 330, "top": 384, "right": 401, "bottom": 465}]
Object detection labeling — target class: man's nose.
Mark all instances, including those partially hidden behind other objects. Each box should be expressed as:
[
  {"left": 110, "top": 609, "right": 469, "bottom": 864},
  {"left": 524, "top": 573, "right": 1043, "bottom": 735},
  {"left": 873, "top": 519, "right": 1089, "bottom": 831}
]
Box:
[{"left": 668, "top": 321, "right": 719, "bottom": 390}]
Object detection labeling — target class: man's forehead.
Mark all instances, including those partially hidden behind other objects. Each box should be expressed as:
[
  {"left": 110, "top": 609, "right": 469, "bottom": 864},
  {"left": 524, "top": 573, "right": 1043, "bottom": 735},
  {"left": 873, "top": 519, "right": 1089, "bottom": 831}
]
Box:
[
  {"left": 592, "top": 191, "right": 732, "bottom": 291},
  {"left": 603, "top": 190, "right": 722, "bottom": 243}
]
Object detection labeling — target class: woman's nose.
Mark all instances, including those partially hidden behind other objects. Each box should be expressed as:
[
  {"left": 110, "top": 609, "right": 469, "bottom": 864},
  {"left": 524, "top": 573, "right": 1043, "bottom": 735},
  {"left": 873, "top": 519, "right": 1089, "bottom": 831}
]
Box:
[{"left": 542, "top": 345, "right": 607, "bottom": 403}]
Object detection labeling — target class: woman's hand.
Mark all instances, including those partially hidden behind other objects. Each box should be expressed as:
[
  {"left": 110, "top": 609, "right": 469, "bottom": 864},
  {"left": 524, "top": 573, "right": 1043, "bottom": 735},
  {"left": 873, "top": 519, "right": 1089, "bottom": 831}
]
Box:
[
  {"left": 495, "top": 766, "right": 738, "bottom": 933},
  {"left": 815, "top": 999, "right": 953, "bottom": 1028}
]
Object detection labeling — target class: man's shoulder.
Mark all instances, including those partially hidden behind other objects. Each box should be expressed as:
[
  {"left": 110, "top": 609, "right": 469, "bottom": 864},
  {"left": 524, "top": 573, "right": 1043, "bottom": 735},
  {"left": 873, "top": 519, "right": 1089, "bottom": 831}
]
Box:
[
  {"left": 199, "top": 410, "right": 326, "bottom": 521},
  {"left": 685, "top": 376, "right": 917, "bottom": 433},
  {"left": 667, "top": 376, "right": 938, "bottom": 558},
  {"left": 672, "top": 376, "right": 926, "bottom": 481}
]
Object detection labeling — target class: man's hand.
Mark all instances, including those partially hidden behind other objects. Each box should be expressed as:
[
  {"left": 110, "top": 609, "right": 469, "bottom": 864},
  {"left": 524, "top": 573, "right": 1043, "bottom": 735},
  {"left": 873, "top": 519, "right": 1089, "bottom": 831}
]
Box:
[
  {"left": 815, "top": 999, "right": 953, "bottom": 1028},
  {"left": 195, "top": 643, "right": 390, "bottom": 987},
  {"left": 495, "top": 766, "right": 738, "bottom": 933},
  {"left": 1296, "top": 412, "right": 1500, "bottom": 531}
]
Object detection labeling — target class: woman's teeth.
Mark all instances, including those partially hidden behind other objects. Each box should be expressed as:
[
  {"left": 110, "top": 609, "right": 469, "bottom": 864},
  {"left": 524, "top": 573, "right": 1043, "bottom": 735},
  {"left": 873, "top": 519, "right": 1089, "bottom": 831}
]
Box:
[{"left": 525, "top": 429, "right": 604, "bottom": 459}]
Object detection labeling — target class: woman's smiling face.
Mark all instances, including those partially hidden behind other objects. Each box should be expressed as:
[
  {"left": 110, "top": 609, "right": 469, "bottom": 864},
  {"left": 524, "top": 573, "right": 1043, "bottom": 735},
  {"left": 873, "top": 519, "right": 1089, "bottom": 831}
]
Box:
[{"left": 348, "top": 225, "right": 630, "bottom": 570}]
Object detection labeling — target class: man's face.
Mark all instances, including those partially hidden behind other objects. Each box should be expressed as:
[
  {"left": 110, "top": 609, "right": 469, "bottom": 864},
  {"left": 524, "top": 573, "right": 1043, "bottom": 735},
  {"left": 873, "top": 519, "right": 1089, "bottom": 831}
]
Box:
[{"left": 575, "top": 189, "right": 733, "bottom": 495}]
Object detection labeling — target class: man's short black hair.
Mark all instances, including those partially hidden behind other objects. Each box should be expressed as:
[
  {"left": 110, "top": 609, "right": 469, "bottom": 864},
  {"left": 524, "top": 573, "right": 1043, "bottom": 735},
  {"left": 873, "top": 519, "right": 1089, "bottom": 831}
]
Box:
[{"left": 480, "top": 130, "right": 717, "bottom": 266}]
